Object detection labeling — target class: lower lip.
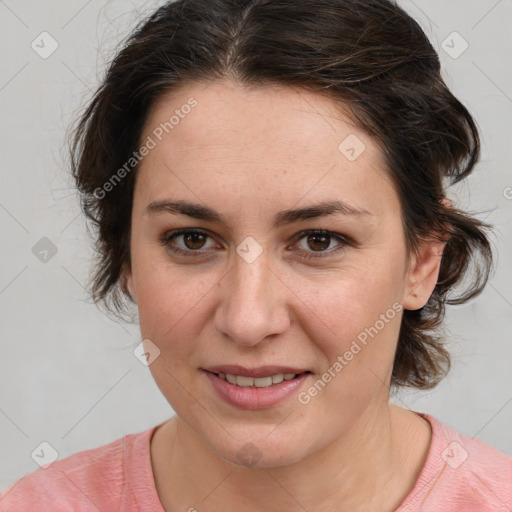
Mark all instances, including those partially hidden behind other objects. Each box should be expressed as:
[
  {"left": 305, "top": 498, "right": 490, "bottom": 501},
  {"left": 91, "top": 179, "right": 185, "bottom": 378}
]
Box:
[{"left": 204, "top": 371, "right": 310, "bottom": 410}]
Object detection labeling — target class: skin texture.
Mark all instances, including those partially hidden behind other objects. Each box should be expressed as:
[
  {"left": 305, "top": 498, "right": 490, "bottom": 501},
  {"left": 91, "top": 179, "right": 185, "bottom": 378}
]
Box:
[{"left": 124, "top": 79, "right": 446, "bottom": 511}]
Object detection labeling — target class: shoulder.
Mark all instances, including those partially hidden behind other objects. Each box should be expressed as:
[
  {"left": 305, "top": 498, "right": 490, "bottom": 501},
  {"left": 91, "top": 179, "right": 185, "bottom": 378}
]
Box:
[
  {"left": 399, "top": 413, "right": 512, "bottom": 511},
  {"left": 0, "top": 427, "right": 156, "bottom": 512}
]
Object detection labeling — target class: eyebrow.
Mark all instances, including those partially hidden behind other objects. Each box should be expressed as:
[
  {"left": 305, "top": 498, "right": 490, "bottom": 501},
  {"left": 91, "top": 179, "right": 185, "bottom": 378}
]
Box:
[{"left": 144, "top": 199, "right": 373, "bottom": 230}]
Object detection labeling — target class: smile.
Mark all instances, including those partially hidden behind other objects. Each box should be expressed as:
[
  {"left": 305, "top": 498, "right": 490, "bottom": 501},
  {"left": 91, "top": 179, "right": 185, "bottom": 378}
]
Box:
[
  {"left": 203, "top": 369, "right": 312, "bottom": 410},
  {"left": 216, "top": 372, "right": 301, "bottom": 388}
]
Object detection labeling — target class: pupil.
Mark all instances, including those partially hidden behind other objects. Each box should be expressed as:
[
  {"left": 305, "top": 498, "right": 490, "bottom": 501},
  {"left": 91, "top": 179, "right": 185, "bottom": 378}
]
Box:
[
  {"left": 308, "top": 234, "right": 329, "bottom": 251},
  {"left": 185, "top": 233, "right": 206, "bottom": 250}
]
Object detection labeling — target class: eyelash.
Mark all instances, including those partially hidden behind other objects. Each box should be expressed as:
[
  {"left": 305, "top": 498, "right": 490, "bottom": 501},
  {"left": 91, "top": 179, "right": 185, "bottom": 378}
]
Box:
[{"left": 159, "top": 229, "right": 351, "bottom": 260}]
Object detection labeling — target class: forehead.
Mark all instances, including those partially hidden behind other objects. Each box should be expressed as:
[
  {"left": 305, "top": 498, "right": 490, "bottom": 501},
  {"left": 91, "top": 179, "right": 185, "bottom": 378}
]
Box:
[
  {"left": 144, "top": 80, "right": 368, "bottom": 157},
  {"left": 135, "top": 79, "right": 397, "bottom": 220}
]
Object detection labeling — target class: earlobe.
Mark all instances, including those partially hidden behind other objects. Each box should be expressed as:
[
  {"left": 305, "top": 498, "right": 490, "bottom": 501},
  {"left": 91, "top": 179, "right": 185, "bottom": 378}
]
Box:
[
  {"left": 123, "top": 267, "right": 137, "bottom": 304},
  {"left": 402, "top": 239, "right": 447, "bottom": 311},
  {"left": 403, "top": 198, "right": 452, "bottom": 311}
]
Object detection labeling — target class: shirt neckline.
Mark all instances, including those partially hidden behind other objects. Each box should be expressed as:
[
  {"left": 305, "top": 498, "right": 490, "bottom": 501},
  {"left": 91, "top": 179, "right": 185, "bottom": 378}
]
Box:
[
  {"left": 132, "top": 411, "right": 440, "bottom": 511},
  {"left": 128, "top": 420, "right": 167, "bottom": 511},
  {"left": 394, "top": 411, "right": 444, "bottom": 510}
]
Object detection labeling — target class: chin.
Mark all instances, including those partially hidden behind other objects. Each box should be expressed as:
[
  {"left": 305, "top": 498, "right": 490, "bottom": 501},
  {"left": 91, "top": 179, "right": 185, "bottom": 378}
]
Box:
[{"left": 211, "top": 432, "right": 312, "bottom": 470}]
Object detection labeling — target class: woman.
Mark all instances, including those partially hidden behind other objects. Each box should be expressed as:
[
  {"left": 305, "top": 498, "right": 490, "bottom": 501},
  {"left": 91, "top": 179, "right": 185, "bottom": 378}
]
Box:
[{"left": 1, "top": 0, "right": 510, "bottom": 510}]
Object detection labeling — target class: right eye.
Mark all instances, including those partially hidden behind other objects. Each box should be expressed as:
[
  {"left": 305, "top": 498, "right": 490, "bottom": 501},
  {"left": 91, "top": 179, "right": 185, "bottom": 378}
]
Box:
[{"left": 160, "top": 229, "right": 219, "bottom": 257}]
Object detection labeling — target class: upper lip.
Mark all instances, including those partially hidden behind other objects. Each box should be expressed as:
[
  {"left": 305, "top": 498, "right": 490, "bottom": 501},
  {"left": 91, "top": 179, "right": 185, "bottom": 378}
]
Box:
[{"left": 203, "top": 365, "right": 310, "bottom": 378}]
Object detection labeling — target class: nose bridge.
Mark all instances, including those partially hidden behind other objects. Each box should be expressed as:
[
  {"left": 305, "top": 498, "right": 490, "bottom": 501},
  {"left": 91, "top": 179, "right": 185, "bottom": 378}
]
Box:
[
  {"left": 233, "top": 246, "right": 271, "bottom": 303},
  {"left": 215, "top": 243, "right": 289, "bottom": 346}
]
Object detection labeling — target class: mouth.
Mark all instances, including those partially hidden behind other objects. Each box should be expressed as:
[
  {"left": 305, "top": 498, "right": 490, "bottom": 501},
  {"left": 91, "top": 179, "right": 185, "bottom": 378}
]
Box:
[
  {"left": 202, "top": 366, "right": 312, "bottom": 410},
  {"left": 206, "top": 370, "right": 311, "bottom": 388}
]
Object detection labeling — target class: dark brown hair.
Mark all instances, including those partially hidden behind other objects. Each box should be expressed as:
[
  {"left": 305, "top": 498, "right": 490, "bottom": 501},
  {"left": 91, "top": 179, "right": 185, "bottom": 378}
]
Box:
[{"left": 70, "top": 0, "right": 494, "bottom": 390}]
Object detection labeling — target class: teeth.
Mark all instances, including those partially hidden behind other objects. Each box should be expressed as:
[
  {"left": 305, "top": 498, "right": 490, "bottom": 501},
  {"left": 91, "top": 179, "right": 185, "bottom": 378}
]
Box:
[
  {"left": 236, "top": 375, "right": 255, "bottom": 387},
  {"left": 252, "top": 376, "right": 273, "bottom": 387},
  {"left": 218, "top": 373, "right": 299, "bottom": 387},
  {"left": 272, "top": 374, "right": 284, "bottom": 384}
]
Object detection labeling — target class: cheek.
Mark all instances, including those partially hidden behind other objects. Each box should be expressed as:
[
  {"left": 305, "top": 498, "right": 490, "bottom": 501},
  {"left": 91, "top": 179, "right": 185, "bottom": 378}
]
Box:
[
  {"left": 298, "top": 281, "right": 403, "bottom": 420},
  {"left": 302, "top": 266, "right": 404, "bottom": 375},
  {"left": 135, "top": 257, "right": 218, "bottom": 351},
  {"left": 134, "top": 262, "right": 214, "bottom": 410}
]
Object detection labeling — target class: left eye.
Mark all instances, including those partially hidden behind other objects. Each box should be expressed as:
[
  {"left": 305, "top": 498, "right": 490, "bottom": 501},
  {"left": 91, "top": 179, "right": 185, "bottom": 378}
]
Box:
[
  {"left": 294, "top": 230, "right": 345, "bottom": 255},
  {"left": 160, "top": 229, "right": 350, "bottom": 259}
]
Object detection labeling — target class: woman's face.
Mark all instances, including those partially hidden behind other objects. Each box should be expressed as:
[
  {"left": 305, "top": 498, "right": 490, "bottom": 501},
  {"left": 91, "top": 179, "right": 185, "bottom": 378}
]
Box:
[{"left": 126, "top": 79, "right": 442, "bottom": 467}]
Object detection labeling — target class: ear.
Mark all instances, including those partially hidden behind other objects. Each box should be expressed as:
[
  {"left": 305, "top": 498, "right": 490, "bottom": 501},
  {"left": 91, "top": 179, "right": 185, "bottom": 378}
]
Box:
[
  {"left": 122, "top": 263, "right": 137, "bottom": 304},
  {"left": 402, "top": 238, "right": 447, "bottom": 310},
  {"left": 402, "top": 199, "right": 452, "bottom": 311}
]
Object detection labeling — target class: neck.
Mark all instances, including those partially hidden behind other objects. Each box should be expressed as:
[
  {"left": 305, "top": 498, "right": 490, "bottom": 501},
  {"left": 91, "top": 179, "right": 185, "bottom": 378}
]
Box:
[{"left": 152, "top": 402, "right": 430, "bottom": 512}]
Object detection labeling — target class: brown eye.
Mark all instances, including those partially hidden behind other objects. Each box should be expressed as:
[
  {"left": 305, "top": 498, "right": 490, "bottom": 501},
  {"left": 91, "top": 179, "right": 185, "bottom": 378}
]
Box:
[
  {"left": 305, "top": 233, "right": 331, "bottom": 251},
  {"left": 160, "top": 228, "right": 350, "bottom": 260},
  {"left": 160, "top": 229, "right": 217, "bottom": 256},
  {"left": 181, "top": 231, "right": 208, "bottom": 250},
  {"left": 294, "top": 230, "right": 349, "bottom": 259}
]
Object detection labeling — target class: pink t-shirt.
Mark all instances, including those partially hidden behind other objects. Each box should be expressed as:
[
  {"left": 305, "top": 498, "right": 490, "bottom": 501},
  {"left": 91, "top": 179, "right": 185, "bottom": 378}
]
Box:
[{"left": 1, "top": 413, "right": 511, "bottom": 511}]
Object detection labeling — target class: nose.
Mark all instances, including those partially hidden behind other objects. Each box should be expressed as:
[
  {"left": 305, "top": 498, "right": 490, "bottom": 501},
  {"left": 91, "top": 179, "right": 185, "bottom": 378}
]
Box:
[{"left": 214, "top": 249, "right": 290, "bottom": 347}]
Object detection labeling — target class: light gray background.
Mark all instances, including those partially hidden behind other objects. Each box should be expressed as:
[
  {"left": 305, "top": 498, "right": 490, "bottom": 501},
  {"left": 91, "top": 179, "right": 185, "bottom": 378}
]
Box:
[{"left": 1, "top": 0, "right": 511, "bottom": 491}]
